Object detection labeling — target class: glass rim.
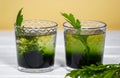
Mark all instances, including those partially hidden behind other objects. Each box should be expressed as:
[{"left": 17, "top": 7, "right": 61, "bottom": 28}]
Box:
[
  {"left": 63, "top": 20, "right": 107, "bottom": 29},
  {"left": 14, "top": 20, "right": 58, "bottom": 28}
]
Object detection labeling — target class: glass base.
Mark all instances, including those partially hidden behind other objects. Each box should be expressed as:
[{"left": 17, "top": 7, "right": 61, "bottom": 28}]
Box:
[
  {"left": 65, "top": 66, "right": 80, "bottom": 71},
  {"left": 18, "top": 66, "right": 54, "bottom": 73}
]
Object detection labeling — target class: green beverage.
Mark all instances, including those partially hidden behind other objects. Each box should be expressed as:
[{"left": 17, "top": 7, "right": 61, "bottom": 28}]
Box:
[
  {"left": 63, "top": 20, "right": 106, "bottom": 69},
  {"left": 15, "top": 20, "right": 57, "bottom": 72},
  {"left": 16, "top": 34, "right": 56, "bottom": 68}
]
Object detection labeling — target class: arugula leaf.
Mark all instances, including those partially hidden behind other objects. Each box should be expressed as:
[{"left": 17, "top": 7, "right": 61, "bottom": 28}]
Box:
[
  {"left": 16, "top": 8, "right": 23, "bottom": 26},
  {"left": 61, "top": 13, "right": 81, "bottom": 29},
  {"left": 65, "top": 64, "right": 120, "bottom": 78}
]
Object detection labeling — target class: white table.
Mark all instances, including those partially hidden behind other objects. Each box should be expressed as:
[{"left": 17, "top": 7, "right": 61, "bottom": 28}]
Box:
[{"left": 0, "top": 31, "right": 120, "bottom": 78}]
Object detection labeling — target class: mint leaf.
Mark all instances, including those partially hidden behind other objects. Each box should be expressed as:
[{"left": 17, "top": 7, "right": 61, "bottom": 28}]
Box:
[
  {"left": 62, "top": 13, "right": 89, "bottom": 63},
  {"left": 16, "top": 8, "right": 23, "bottom": 26},
  {"left": 61, "top": 13, "right": 81, "bottom": 29},
  {"left": 66, "top": 70, "right": 81, "bottom": 78},
  {"left": 65, "top": 64, "right": 120, "bottom": 78}
]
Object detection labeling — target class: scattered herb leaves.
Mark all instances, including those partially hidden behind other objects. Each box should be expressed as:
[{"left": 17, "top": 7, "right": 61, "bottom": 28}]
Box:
[{"left": 65, "top": 64, "right": 120, "bottom": 78}]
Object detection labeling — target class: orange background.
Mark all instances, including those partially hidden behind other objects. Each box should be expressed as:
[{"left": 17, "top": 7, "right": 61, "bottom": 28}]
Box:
[{"left": 0, "top": 0, "right": 120, "bottom": 30}]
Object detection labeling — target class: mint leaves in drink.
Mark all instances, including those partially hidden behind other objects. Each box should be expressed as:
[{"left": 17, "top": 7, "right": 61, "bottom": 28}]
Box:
[
  {"left": 62, "top": 13, "right": 88, "bottom": 41},
  {"left": 61, "top": 13, "right": 88, "bottom": 43},
  {"left": 15, "top": 9, "right": 56, "bottom": 69},
  {"left": 61, "top": 13, "right": 81, "bottom": 29},
  {"left": 15, "top": 8, "right": 24, "bottom": 36},
  {"left": 62, "top": 13, "right": 90, "bottom": 64},
  {"left": 16, "top": 8, "right": 23, "bottom": 26}
]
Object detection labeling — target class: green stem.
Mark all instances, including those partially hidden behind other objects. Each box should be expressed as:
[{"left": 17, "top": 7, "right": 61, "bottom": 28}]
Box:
[
  {"left": 84, "top": 44, "right": 90, "bottom": 64},
  {"left": 73, "top": 29, "right": 90, "bottom": 64}
]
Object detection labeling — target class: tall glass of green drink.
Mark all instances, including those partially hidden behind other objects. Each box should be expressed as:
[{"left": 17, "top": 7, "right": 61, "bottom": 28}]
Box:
[
  {"left": 63, "top": 20, "right": 106, "bottom": 70},
  {"left": 14, "top": 20, "right": 57, "bottom": 73}
]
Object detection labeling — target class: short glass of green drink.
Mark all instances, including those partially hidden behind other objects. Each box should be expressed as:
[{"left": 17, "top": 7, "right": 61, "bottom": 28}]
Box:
[
  {"left": 63, "top": 20, "right": 106, "bottom": 70},
  {"left": 14, "top": 20, "right": 57, "bottom": 73}
]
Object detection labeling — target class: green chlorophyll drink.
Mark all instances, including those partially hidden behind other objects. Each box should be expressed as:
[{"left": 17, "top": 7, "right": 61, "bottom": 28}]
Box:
[
  {"left": 64, "top": 20, "right": 106, "bottom": 69},
  {"left": 16, "top": 34, "right": 56, "bottom": 68},
  {"left": 15, "top": 20, "right": 57, "bottom": 72}
]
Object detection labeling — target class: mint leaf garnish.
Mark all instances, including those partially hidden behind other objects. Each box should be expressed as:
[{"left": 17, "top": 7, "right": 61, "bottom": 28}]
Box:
[
  {"left": 62, "top": 13, "right": 89, "bottom": 63},
  {"left": 16, "top": 8, "right": 23, "bottom": 26},
  {"left": 61, "top": 13, "right": 81, "bottom": 29}
]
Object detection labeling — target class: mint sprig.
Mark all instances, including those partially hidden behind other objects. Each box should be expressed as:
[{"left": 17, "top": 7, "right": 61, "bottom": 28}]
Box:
[
  {"left": 16, "top": 8, "right": 23, "bottom": 26},
  {"left": 61, "top": 13, "right": 81, "bottom": 29},
  {"left": 65, "top": 64, "right": 120, "bottom": 78},
  {"left": 62, "top": 13, "right": 90, "bottom": 63}
]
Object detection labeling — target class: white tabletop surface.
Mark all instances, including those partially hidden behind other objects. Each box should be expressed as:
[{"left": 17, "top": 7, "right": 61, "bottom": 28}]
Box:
[{"left": 0, "top": 30, "right": 120, "bottom": 78}]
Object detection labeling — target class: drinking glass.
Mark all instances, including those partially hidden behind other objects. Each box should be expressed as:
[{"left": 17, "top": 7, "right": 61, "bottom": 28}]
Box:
[
  {"left": 63, "top": 20, "right": 106, "bottom": 70},
  {"left": 14, "top": 20, "right": 57, "bottom": 73}
]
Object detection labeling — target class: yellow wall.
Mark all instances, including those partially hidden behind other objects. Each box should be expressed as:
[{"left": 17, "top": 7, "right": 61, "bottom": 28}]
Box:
[{"left": 0, "top": 0, "right": 120, "bottom": 30}]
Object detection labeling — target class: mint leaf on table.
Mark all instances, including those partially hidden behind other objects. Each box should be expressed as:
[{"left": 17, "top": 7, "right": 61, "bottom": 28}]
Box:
[
  {"left": 65, "top": 64, "right": 120, "bottom": 78},
  {"left": 16, "top": 8, "right": 23, "bottom": 26},
  {"left": 61, "top": 13, "right": 81, "bottom": 29}
]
